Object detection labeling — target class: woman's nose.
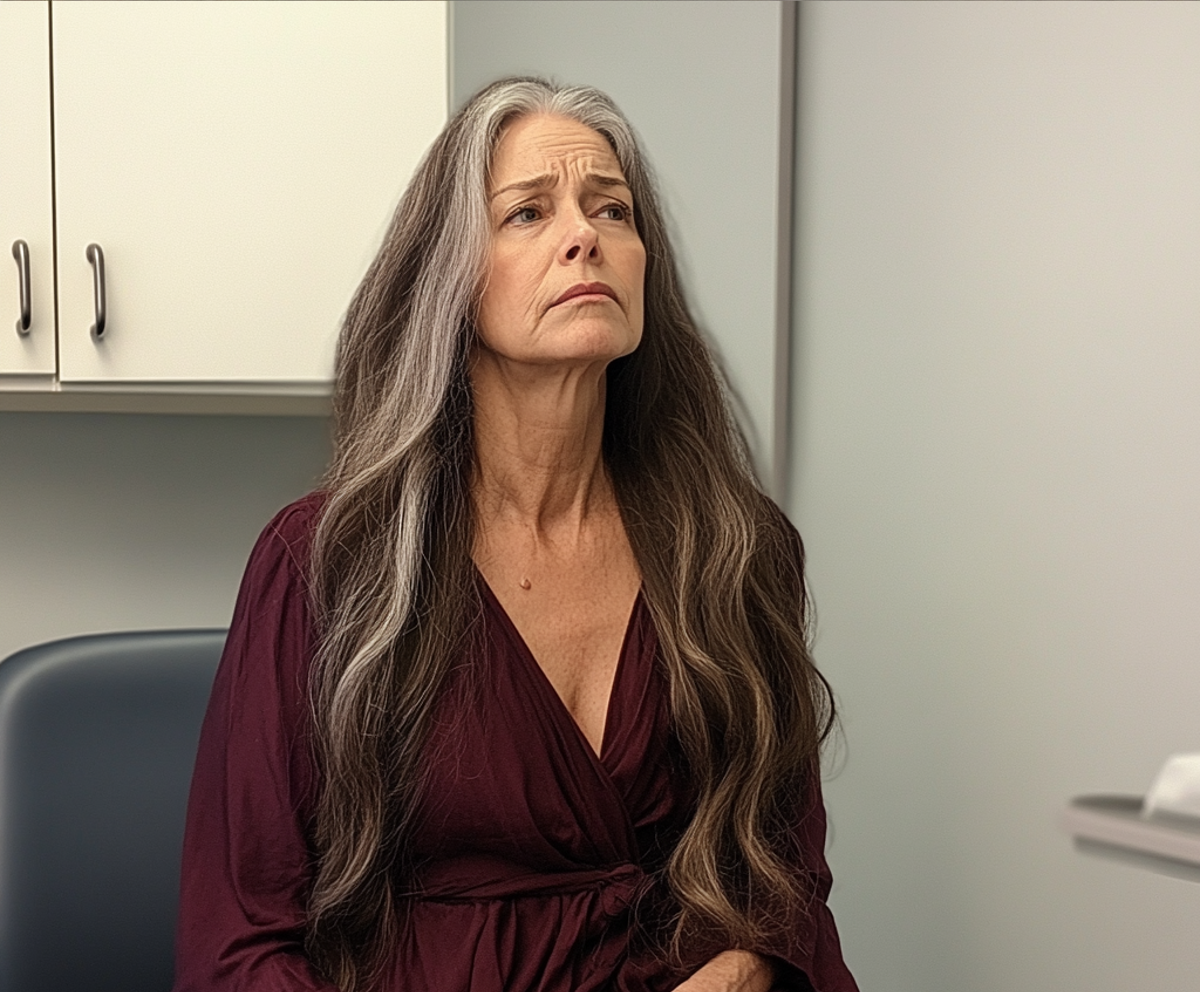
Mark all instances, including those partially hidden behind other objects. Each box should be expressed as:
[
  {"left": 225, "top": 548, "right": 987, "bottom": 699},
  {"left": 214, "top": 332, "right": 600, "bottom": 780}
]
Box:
[{"left": 559, "top": 214, "right": 601, "bottom": 265}]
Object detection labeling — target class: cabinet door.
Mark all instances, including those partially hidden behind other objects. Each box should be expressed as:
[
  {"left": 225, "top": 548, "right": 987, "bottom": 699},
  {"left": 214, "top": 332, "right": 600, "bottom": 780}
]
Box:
[
  {"left": 53, "top": 0, "right": 446, "bottom": 389},
  {"left": 0, "top": 0, "right": 56, "bottom": 378}
]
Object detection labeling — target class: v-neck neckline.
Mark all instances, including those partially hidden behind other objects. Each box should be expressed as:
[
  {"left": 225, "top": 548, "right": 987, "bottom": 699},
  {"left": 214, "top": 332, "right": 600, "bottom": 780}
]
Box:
[{"left": 475, "top": 570, "right": 643, "bottom": 766}]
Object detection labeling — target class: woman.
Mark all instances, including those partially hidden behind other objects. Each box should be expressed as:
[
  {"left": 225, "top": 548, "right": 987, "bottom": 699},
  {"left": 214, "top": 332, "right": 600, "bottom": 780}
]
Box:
[{"left": 173, "top": 78, "right": 858, "bottom": 992}]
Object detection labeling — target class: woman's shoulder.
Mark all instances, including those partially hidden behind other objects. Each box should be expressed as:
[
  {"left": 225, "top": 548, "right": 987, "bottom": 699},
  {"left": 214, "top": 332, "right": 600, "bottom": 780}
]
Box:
[
  {"left": 263, "top": 490, "right": 328, "bottom": 548},
  {"left": 260, "top": 490, "right": 328, "bottom": 554},
  {"left": 242, "top": 490, "right": 329, "bottom": 591}
]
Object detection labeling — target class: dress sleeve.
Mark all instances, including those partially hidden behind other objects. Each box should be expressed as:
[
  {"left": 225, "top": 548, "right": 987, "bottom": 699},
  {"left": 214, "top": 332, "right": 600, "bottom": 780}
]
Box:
[
  {"left": 760, "top": 770, "right": 860, "bottom": 992},
  {"left": 173, "top": 499, "right": 338, "bottom": 992}
]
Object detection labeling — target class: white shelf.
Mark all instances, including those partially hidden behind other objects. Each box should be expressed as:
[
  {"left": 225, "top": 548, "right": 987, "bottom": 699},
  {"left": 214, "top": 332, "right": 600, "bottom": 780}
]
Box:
[{"left": 1061, "top": 795, "right": 1200, "bottom": 883}]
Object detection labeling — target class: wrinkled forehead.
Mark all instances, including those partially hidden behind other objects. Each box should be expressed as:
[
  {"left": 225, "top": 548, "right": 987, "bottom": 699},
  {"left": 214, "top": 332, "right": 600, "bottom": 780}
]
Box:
[{"left": 487, "top": 113, "right": 627, "bottom": 191}]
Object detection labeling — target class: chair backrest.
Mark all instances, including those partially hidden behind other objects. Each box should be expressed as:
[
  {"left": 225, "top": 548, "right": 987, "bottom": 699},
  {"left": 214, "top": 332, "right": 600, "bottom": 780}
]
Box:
[{"left": 0, "top": 629, "right": 226, "bottom": 992}]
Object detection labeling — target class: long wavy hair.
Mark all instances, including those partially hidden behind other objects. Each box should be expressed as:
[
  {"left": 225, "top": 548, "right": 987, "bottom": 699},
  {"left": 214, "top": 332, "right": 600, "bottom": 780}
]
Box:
[{"left": 306, "top": 77, "right": 834, "bottom": 989}]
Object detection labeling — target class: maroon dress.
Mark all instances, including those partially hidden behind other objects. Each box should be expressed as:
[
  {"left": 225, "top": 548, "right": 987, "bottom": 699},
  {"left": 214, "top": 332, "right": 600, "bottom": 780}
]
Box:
[{"left": 172, "top": 494, "right": 858, "bottom": 992}]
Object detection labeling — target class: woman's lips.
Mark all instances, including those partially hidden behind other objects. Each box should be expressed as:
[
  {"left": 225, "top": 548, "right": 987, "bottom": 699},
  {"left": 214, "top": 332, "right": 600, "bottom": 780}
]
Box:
[{"left": 550, "top": 282, "right": 618, "bottom": 307}]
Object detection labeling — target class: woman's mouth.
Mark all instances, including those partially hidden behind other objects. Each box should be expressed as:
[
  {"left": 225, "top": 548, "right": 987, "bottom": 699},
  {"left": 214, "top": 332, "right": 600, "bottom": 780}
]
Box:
[{"left": 550, "top": 282, "right": 618, "bottom": 307}]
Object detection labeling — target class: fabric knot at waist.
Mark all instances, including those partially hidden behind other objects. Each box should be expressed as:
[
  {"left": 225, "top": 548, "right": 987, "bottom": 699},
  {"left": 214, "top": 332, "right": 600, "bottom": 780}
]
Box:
[{"left": 414, "top": 858, "right": 647, "bottom": 915}]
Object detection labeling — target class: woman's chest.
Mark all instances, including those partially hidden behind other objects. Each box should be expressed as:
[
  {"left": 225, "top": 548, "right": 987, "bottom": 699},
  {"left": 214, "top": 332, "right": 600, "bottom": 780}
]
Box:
[
  {"left": 473, "top": 550, "right": 643, "bottom": 757},
  {"left": 408, "top": 592, "right": 686, "bottom": 890}
]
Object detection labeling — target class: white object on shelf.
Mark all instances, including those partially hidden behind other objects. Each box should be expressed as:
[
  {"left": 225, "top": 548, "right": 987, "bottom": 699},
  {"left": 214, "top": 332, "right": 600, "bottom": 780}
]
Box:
[{"left": 1143, "top": 753, "right": 1200, "bottom": 820}]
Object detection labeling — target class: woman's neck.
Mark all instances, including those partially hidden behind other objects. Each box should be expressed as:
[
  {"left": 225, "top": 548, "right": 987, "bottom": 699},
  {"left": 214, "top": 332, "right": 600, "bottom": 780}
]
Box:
[{"left": 469, "top": 349, "right": 613, "bottom": 537}]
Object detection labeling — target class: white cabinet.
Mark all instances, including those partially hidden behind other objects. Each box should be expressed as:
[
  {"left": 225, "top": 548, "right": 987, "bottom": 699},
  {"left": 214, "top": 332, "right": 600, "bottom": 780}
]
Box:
[
  {"left": 0, "top": 0, "right": 55, "bottom": 379},
  {"left": 2, "top": 0, "right": 446, "bottom": 407}
]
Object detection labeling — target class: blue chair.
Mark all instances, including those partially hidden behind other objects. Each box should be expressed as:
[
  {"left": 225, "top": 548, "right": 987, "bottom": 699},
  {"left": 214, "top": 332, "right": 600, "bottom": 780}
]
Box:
[{"left": 0, "top": 629, "right": 225, "bottom": 992}]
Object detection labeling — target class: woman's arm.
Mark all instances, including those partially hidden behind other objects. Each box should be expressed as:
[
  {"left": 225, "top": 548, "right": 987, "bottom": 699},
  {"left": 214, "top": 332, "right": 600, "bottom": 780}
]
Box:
[
  {"left": 665, "top": 767, "right": 857, "bottom": 992},
  {"left": 734, "top": 772, "right": 857, "bottom": 992},
  {"left": 173, "top": 498, "right": 338, "bottom": 992}
]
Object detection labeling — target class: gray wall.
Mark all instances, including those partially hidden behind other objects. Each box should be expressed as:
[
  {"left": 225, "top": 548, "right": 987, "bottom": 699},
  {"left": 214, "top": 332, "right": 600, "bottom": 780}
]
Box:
[
  {"left": 0, "top": 414, "right": 330, "bottom": 662},
  {"left": 454, "top": 0, "right": 792, "bottom": 490},
  {"left": 795, "top": 3, "right": 1200, "bottom": 990}
]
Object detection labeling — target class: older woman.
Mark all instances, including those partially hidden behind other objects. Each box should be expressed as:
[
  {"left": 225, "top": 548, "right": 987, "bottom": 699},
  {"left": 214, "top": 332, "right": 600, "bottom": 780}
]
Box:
[{"left": 173, "top": 78, "right": 857, "bottom": 992}]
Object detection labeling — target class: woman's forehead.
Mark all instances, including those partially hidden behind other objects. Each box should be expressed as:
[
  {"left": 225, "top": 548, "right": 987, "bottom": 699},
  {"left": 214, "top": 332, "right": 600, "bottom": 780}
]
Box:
[{"left": 489, "top": 114, "right": 625, "bottom": 188}]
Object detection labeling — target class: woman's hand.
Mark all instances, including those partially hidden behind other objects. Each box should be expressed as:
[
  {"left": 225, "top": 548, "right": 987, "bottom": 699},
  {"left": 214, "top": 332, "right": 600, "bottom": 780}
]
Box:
[{"left": 670, "top": 950, "right": 777, "bottom": 992}]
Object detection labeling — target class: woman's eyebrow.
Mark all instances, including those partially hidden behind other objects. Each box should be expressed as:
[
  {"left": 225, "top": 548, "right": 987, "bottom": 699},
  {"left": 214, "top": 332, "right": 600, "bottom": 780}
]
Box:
[
  {"left": 489, "top": 173, "right": 555, "bottom": 201},
  {"left": 588, "top": 173, "right": 630, "bottom": 192},
  {"left": 489, "top": 172, "right": 630, "bottom": 201}
]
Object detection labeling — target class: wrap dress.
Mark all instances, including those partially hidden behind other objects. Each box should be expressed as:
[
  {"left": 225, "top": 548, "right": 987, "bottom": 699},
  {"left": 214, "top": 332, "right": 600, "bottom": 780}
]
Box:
[{"left": 172, "top": 494, "right": 858, "bottom": 992}]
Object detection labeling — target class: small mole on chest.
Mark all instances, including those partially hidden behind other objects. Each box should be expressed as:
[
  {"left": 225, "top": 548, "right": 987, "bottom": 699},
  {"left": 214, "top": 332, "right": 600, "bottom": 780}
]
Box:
[{"left": 520, "top": 577, "right": 532, "bottom": 590}]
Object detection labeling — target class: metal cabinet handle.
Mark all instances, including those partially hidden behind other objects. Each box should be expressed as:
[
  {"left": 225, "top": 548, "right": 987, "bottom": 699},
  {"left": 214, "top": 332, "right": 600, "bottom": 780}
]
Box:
[
  {"left": 11, "top": 240, "right": 31, "bottom": 336},
  {"left": 86, "top": 243, "right": 106, "bottom": 341}
]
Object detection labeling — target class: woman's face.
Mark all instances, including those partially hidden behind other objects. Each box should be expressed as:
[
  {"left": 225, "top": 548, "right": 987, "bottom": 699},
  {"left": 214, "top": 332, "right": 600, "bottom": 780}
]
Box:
[{"left": 476, "top": 113, "right": 646, "bottom": 369}]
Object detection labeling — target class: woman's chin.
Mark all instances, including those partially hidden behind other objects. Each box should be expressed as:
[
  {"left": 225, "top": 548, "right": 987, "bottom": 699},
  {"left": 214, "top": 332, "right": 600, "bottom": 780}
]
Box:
[
  {"left": 479, "top": 324, "right": 641, "bottom": 370},
  {"left": 534, "top": 321, "right": 642, "bottom": 366}
]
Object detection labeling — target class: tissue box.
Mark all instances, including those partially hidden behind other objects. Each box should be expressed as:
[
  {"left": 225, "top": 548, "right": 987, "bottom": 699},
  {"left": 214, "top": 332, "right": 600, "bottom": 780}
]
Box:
[{"left": 1143, "top": 753, "right": 1200, "bottom": 820}]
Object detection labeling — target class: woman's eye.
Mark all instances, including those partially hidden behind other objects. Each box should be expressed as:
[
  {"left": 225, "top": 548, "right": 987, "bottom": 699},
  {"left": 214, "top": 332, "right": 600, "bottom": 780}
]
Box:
[
  {"left": 509, "top": 206, "right": 540, "bottom": 225},
  {"left": 600, "top": 203, "right": 629, "bottom": 221}
]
